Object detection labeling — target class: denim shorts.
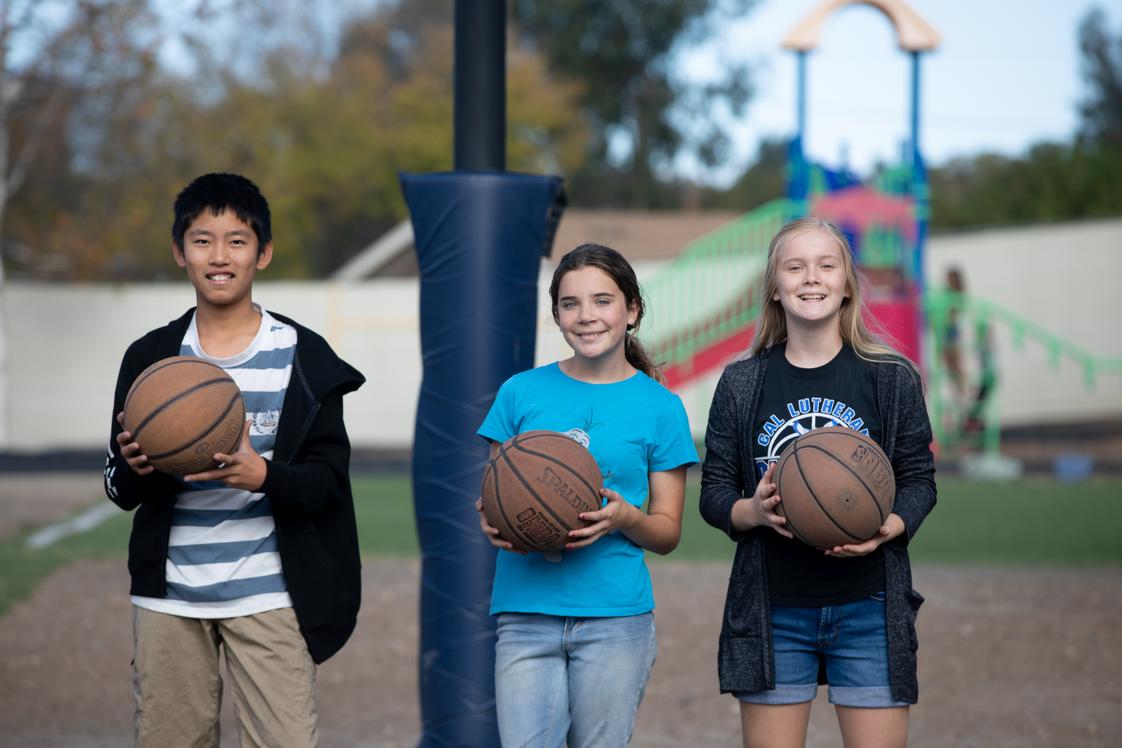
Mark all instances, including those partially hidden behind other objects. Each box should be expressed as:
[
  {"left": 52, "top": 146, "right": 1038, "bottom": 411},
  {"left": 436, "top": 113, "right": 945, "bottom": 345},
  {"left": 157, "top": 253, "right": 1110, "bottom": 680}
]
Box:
[{"left": 736, "top": 592, "right": 909, "bottom": 708}]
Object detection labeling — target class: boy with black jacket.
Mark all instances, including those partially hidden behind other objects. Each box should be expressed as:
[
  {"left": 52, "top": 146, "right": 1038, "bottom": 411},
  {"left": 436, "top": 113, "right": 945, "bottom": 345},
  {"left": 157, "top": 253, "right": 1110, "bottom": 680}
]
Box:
[{"left": 104, "top": 173, "right": 364, "bottom": 747}]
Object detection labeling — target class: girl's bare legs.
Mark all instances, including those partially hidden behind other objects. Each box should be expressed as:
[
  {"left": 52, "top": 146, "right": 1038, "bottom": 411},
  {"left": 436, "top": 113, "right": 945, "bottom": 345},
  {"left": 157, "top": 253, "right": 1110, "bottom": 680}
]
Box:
[
  {"left": 739, "top": 702, "right": 812, "bottom": 748},
  {"left": 836, "top": 705, "right": 909, "bottom": 748},
  {"left": 740, "top": 703, "right": 908, "bottom": 748}
]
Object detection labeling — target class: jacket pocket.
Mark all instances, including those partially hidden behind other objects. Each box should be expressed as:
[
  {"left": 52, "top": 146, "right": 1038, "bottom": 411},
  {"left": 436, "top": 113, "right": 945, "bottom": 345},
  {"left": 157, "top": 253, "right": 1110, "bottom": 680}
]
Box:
[{"left": 905, "top": 588, "right": 925, "bottom": 652}]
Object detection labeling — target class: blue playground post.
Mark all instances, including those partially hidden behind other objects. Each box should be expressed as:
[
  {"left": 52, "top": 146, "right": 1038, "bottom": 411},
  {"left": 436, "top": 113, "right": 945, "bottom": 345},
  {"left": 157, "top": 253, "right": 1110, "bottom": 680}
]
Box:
[
  {"left": 401, "top": 2, "right": 567, "bottom": 745},
  {"left": 402, "top": 171, "right": 564, "bottom": 747}
]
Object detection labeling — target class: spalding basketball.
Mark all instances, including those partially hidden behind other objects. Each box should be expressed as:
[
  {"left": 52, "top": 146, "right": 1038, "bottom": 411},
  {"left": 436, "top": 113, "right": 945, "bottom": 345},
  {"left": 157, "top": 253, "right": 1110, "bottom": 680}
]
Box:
[
  {"left": 122, "top": 356, "right": 245, "bottom": 476},
  {"left": 481, "top": 430, "right": 603, "bottom": 552},
  {"left": 774, "top": 428, "right": 895, "bottom": 550}
]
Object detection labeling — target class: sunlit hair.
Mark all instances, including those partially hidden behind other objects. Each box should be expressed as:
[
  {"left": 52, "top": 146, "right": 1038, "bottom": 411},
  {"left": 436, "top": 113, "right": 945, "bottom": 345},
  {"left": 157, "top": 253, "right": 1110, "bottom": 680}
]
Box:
[
  {"left": 549, "top": 243, "right": 662, "bottom": 382},
  {"left": 750, "top": 217, "right": 914, "bottom": 369}
]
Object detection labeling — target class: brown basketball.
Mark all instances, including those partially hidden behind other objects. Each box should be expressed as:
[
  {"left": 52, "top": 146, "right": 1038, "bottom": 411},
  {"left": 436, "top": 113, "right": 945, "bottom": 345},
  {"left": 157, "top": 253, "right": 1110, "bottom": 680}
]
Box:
[
  {"left": 481, "top": 430, "right": 603, "bottom": 552},
  {"left": 122, "top": 356, "right": 245, "bottom": 476},
  {"left": 774, "top": 428, "right": 895, "bottom": 550}
]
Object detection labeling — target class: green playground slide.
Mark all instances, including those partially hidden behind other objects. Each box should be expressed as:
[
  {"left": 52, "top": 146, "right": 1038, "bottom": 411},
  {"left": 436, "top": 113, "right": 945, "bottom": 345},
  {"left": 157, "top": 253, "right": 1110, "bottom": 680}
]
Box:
[
  {"left": 925, "top": 290, "right": 1122, "bottom": 454},
  {"left": 640, "top": 198, "right": 802, "bottom": 369}
]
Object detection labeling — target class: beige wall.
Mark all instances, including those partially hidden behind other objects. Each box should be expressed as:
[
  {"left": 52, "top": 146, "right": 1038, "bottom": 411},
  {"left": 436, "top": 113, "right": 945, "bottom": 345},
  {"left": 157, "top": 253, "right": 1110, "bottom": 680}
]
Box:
[
  {"left": 925, "top": 219, "right": 1122, "bottom": 424},
  {"left": 3, "top": 219, "right": 1120, "bottom": 452}
]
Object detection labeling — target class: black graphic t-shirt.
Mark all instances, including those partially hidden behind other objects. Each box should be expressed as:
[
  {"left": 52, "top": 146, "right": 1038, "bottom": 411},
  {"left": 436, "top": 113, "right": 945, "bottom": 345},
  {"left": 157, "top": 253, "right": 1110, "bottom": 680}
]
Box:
[{"left": 755, "top": 343, "right": 886, "bottom": 606}]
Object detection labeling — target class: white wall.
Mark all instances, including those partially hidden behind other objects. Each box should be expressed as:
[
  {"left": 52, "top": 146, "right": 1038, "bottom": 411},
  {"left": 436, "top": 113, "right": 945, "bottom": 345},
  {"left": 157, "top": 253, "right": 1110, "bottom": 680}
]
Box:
[
  {"left": 925, "top": 219, "right": 1122, "bottom": 424},
  {"left": 3, "top": 219, "right": 1121, "bottom": 452}
]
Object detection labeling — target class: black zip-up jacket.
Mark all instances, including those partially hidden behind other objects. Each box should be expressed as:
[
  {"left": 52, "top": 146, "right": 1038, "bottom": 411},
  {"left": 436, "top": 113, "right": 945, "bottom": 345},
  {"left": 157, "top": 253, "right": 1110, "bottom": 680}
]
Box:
[
  {"left": 700, "top": 346, "right": 936, "bottom": 703},
  {"left": 103, "top": 308, "right": 365, "bottom": 664}
]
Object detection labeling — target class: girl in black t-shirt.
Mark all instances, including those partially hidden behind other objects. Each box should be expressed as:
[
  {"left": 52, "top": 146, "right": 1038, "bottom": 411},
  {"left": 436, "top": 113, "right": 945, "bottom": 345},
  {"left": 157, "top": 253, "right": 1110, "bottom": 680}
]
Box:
[{"left": 700, "top": 217, "right": 936, "bottom": 747}]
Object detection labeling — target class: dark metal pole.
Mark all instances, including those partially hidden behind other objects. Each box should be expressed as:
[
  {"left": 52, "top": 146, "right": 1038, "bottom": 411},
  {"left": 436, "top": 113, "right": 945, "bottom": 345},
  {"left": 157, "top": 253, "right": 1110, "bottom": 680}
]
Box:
[{"left": 454, "top": 0, "right": 506, "bottom": 171}]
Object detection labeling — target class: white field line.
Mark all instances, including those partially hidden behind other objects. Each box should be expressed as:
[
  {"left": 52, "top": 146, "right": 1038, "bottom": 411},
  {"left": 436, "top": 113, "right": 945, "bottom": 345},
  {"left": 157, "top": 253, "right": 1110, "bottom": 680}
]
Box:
[{"left": 26, "top": 502, "right": 118, "bottom": 550}]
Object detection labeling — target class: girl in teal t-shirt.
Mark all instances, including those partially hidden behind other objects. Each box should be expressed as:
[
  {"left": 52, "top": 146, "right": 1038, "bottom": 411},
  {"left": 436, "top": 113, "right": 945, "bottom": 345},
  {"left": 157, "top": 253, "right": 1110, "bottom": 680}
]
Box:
[{"left": 477, "top": 244, "right": 697, "bottom": 748}]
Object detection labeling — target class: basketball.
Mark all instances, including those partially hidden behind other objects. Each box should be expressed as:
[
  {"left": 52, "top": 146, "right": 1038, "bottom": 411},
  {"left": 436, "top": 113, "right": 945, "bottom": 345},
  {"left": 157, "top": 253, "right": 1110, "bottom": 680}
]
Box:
[
  {"left": 122, "top": 356, "right": 245, "bottom": 476},
  {"left": 774, "top": 428, "right": 895, "bottom": 550},
  {"left": 481, "top": 430, "right": 603, "bottom": 552}
]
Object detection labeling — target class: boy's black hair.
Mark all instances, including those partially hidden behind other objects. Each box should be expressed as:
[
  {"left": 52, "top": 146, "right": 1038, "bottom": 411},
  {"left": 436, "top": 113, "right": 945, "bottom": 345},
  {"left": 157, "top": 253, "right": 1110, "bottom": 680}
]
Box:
[{"left": 172, "top": 173, "right": 272, "bottom": 253}]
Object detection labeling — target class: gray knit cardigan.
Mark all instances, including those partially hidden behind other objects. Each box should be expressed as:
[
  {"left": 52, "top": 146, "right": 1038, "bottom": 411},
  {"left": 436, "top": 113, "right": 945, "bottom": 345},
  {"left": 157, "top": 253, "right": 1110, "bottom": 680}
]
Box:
[{"left": 699, "top": 346, "right": 937, "bottom": 703}]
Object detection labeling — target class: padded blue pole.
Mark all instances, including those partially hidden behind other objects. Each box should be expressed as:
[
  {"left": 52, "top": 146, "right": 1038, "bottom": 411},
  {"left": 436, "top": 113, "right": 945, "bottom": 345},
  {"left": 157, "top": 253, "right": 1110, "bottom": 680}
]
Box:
[{"left": 401, "top": 171, "right": 565, "bottom": 747}]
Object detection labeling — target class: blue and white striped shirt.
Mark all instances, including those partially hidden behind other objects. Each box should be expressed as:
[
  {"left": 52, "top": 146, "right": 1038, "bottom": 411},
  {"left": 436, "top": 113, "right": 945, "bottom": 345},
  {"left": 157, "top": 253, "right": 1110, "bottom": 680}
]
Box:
[{"left": 132, "top": 307, "right": 296, "bottom": 618}]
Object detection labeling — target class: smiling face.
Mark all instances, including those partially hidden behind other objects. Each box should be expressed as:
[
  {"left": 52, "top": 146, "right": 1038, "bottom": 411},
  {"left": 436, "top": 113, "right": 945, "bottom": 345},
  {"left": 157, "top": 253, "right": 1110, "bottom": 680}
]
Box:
[
  {"left": 555, "top": 265, "right": 639, "bottom": 367},
  {"left": 173, "top": 208, "right": 272, "bottom": 313},
  {"left": 771, "top": 228, "right": 851, "bottom": 330}
]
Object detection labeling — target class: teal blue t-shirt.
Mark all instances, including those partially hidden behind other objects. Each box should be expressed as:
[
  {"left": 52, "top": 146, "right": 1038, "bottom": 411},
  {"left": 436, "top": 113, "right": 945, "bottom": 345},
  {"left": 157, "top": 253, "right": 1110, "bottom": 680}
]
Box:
[{"left": 477, "top": 362, "right": 698, "bottom": 617}]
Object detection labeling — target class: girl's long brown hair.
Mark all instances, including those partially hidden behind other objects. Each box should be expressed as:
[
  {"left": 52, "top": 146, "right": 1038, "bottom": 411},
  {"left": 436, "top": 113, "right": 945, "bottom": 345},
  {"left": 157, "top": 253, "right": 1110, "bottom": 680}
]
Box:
[
  {"left": 750, "top": 217, "right": 913, "bottom": 369},
  {"left": 549, "top": 243, "right": 662, "bottom": 382}
]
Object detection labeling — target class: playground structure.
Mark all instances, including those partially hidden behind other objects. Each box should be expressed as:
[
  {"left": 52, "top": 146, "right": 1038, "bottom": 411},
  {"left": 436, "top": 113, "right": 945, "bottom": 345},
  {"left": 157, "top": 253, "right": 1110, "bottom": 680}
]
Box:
[{"left": 641, "top": 0, "right": 1122, "bottom": 457}]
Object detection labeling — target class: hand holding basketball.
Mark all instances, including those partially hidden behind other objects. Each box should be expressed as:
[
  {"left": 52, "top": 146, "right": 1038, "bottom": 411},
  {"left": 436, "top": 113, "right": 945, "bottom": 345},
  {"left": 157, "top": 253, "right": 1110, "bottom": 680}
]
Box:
[
  {"left": 564, "top": 487, "right": 641, "bottom": 550},
  {"left": 183, "top": 419, "right": 265, "bottom": 491},
  {"left": 730, "top": 462, "right": 793, "bottom": 538},
  {"left": 475, "top": 497, "right": 526, "bottom": 554},
  {"left": 824, "top": 513, "right": 905, "bottom": 557},
  {"left": 115, "top": 412, "right": 154, "bottom": 476}
]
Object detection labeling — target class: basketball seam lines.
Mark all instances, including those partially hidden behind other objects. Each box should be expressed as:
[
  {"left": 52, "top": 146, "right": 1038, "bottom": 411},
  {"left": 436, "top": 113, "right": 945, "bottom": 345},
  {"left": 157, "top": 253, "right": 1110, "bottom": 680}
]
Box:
[
  {"left": 482, "top": 459, "right": 523, "bottom": 551},
  {"left": 124, "top": 358, "right": 222, "bottom": 414},
  {"left": 512, "top": 441, "right": 599, "bottom": 510},
  {"left": 802, "top": 441, "right": 891, "bottom": 527},
  {"left": 501, "top": 438, "right": 581, "bottom": 541},
  {"left": 775, "top": 456, "right": 816, "bottom": 548},
  {"left": 484, "top": 448, "right": 536, "bottom": 553},
  {"left": 130, "top": 376, "right": 237, "bottom": 440},
  {"left": 143, "top": 389, "right": 244, "bottom": 461},
  {"left": 791, "top": 444, "right": 866, "bottom": 544}
]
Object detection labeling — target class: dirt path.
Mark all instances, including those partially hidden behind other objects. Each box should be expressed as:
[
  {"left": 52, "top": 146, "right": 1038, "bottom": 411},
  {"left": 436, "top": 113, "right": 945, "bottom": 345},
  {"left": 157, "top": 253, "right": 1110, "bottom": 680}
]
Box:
[
  {"left": 1, "top": 555, "right": 1119, "bottom": 747},
  {"left": 2, "top": 474, "right": 1120, "bottom": 746}
]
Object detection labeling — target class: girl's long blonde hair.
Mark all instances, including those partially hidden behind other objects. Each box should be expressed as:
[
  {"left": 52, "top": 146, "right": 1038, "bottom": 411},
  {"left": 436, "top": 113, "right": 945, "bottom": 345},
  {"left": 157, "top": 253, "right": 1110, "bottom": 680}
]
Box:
[{"left": 750, "top": 217, "right": 914, "bottom": 369}]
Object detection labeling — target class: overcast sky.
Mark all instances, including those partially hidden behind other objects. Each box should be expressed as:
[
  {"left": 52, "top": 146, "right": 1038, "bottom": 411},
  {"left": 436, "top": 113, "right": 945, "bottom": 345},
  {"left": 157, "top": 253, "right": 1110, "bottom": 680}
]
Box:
[{"left": 675, "top": 0, "right": 1111, "bottom": 184}]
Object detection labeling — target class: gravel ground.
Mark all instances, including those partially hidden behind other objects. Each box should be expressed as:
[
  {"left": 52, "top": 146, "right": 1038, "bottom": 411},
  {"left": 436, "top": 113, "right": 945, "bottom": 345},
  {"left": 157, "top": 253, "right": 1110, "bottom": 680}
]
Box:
[{"left": 2, "top": 476, "right": 1121, "bottom": 747}]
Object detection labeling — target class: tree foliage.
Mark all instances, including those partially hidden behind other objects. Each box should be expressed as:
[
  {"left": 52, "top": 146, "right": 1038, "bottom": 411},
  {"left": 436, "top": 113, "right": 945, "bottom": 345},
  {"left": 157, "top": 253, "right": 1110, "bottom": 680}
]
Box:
[
  {"left": 512, "top": 0, "right": 756, "bottom": 207},
  {"left": 1078, "top": 6, "right": 1122, "bottom": 148},
  {"left": 0, "top": 0, "right": 162, "bottom": 278},
  {"left": 926, "top": 6, "right": 1122, "bottom": 230},
  {"left": 928, "top": 143, "right": 1122, "bottom": 230},
  {"left": 4, "top": 0, "right": 587, "bottom": 280},
  {"left": 698, "top": 137, "right": 787, "bottom": 212}
]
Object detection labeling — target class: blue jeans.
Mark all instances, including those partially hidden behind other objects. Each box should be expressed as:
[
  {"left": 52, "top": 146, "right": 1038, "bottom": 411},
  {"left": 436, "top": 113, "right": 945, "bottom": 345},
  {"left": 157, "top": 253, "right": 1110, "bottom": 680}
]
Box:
[
  {"left": 737, "top": 592, "right": 909, "bottom": 708},
  {"left": 494, "top": 612, "right": 657, "bottom": 748}
]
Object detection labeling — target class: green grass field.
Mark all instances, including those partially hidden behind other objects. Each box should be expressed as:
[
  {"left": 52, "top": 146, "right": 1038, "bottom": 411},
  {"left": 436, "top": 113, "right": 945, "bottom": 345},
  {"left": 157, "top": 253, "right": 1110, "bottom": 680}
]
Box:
[{"left": 2, "top": 475, "right": 1120, "bottom": 617}]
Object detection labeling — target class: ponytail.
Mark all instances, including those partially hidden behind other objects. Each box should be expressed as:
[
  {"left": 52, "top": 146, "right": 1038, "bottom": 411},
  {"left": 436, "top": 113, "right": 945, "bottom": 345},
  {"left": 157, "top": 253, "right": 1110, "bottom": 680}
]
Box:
[{"left": 624, "top": 330, "right": 662, "bottom": 383}]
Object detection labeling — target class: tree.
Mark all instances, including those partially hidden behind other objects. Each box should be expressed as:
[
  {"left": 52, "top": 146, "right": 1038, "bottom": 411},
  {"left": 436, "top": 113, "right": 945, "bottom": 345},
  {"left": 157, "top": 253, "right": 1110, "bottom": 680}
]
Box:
[
  {"left": 1078, "top": 6, "right": 1122, "bottom": 148},
  {"left": 700, "top": 137, "right": 787, "bottom": 211},
  {"left": 0, "top": 0, "right": 165, "bottom": 447},
  {"left": 4, "top": 0, "right": 589, "bottom": 279},
  {"left": 0, "top": 1, "right": 164, "bottom": 273},
  {"left": 926, "top": 142, "right": 1122, "bottom": 231},
  {"left": 512, "top": 0, "right": 757, "bottom": 207}
]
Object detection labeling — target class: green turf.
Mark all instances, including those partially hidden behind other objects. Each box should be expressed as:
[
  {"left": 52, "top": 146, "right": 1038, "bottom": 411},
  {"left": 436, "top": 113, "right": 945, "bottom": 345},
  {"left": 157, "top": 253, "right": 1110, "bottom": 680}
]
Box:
[
  {"left": 0, "top": 508, "right": 135, "bottom": 617},
  {"left": 672, "top": 476, "right": 1122, "bottom": 565},
  {"left": 2, "top": 474, "right": 1119, "bottom": 617},
  {"left": 901, "top": 477, "right": 1122, "bottom": 566},
  {"left": 352, "top": 475, "right": 418, "bottom": 555}
]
